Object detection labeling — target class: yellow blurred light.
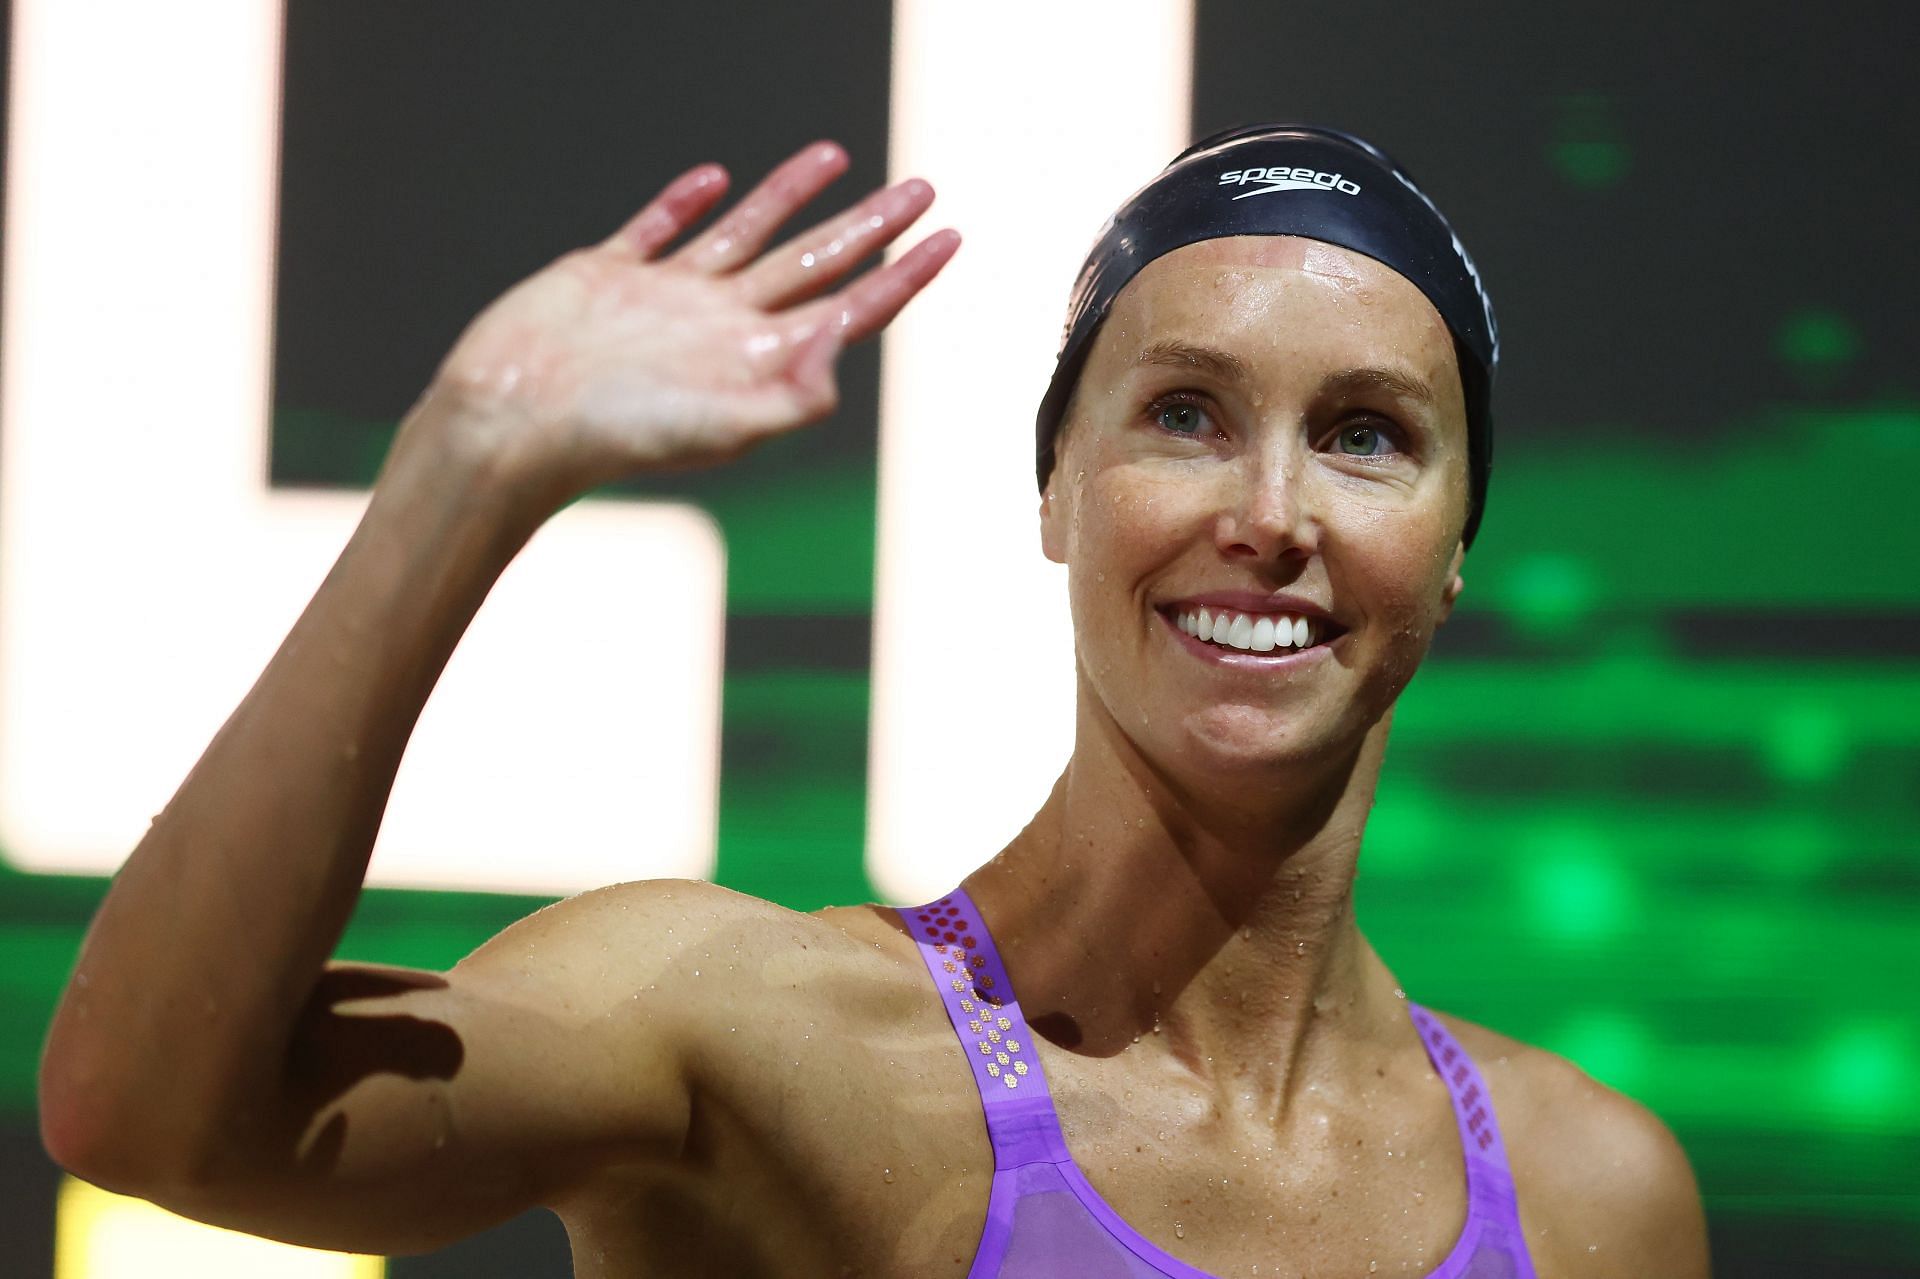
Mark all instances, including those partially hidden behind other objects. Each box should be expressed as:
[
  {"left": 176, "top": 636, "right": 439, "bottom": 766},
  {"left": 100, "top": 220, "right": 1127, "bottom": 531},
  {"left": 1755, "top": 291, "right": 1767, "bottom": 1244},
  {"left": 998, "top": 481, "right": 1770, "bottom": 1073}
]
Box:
[{"left": 56, "top": 1176, "right": 384, "bottom": 1279}]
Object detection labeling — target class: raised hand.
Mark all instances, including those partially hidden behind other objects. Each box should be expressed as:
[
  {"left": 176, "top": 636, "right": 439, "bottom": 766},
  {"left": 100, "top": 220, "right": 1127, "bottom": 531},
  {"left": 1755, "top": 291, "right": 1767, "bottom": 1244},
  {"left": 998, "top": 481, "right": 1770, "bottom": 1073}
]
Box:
[{"left": 425, "top": 141, "right": 959, "bottom": 496}]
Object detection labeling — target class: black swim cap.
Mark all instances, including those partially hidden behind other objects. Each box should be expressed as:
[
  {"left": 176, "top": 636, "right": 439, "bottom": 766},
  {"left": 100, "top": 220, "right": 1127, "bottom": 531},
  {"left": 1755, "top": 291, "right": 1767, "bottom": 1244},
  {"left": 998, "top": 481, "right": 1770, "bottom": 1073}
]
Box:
[{"left": 1035, "top": 124, "right": 1499, "bottom": 548}]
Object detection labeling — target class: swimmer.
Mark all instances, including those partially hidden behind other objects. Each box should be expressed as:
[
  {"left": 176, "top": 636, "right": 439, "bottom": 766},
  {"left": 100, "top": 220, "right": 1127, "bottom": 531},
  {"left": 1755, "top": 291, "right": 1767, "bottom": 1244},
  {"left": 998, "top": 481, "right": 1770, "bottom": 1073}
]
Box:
[{"left": 40, "top": 130, "right": 1710, "bottom": 1277}]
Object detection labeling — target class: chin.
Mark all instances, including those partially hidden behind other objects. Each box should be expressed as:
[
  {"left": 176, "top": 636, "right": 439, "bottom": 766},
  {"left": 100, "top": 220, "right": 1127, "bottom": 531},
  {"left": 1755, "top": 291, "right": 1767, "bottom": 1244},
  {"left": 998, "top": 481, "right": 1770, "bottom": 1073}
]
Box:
[{"left": 1162, "top": 707, "right": 1346, "bottom": 774}]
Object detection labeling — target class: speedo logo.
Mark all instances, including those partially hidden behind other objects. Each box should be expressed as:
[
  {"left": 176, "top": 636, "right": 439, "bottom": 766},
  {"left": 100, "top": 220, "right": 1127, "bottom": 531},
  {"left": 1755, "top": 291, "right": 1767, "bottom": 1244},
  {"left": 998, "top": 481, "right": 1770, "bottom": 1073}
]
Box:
[{"left": 1218, "top": 167, "right": 1361, "bottom": 198}]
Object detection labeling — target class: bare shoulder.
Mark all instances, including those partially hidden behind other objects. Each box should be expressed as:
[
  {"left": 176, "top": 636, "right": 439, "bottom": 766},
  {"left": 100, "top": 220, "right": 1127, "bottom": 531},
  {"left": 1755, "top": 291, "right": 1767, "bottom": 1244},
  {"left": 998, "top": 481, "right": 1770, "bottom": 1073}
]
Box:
[
  {"left": 1428, "top": 1011, "right": 1711, "bottom": 1279},
  {"left": 462, "top": 877, "right": 907, "bottom": 1010}
]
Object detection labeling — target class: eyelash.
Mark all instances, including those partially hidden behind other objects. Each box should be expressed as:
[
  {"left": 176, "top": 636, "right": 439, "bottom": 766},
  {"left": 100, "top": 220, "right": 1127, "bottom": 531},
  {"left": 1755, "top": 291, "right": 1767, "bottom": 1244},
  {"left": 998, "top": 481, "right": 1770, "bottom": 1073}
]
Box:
[{"left": 1143, "top": 391, "right": 1409, "bottom": 457}]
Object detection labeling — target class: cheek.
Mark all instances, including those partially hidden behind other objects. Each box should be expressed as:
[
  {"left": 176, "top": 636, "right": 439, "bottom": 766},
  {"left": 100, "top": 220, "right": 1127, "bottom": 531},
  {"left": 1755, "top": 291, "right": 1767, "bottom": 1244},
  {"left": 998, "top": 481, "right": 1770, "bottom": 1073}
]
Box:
[
  {"left": 1345, "top": 534, "right": 1458, "bottom": 679},
  {"left": 1068, "top": 467, "right": 1211, "bottom": 571}
]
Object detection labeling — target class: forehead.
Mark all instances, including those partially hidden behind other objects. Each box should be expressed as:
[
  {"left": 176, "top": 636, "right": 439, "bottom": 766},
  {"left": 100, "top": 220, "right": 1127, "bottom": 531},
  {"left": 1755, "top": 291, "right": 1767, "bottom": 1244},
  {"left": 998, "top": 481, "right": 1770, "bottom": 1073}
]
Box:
[{"left": 1096, "top": 235, "right": 1456, "bottom": 371}]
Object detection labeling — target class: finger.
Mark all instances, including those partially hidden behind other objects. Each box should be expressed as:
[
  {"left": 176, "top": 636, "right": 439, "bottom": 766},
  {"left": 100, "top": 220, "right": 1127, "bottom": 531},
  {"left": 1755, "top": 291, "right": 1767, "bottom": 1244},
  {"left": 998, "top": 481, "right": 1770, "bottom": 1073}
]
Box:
[
  {"left": 801, "top": 228, "right": 962, "bottom": 347},
  {"left": 734, "top": 177, "right": 936, "bottom": 310},
  {"left": 674, "top": 140, "right": 850, "bottom": 274},
  {"left": 602, "top": 163, "right": 731, "bottom": 259}
]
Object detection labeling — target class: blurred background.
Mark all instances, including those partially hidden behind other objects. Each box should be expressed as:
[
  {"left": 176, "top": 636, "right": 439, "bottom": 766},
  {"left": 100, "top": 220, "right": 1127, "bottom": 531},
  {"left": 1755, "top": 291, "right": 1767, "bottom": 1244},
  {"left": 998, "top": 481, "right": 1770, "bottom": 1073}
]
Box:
[{"left": 2, "top": 0, "right": 1915, "bottom": 1275}]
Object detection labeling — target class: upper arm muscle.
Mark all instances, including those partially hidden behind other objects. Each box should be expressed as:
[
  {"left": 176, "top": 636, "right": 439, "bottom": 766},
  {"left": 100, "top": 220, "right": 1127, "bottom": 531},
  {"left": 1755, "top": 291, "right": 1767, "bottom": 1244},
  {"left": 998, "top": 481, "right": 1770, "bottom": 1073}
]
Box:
[{"left": 145, "top": 879, "right": 732, "bottom": 1256}]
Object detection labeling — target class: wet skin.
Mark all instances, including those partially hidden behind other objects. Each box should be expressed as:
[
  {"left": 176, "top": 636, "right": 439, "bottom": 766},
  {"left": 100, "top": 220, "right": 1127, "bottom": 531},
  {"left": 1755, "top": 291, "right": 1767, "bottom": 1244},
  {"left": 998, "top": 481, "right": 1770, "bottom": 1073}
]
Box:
[
  {"left": 48, "top": 135, "right": 1698, "bottom": 1277},
  {"left": 542, "top": 239, "right": 1707, "bottom": 1277}
]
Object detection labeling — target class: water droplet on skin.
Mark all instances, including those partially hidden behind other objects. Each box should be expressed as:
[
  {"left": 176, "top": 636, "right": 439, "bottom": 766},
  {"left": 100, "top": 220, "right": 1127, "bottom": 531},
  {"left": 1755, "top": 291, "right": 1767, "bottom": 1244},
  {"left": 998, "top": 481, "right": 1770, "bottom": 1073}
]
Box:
[
  {"left": 1296, "top": 940, "right": 1307, "bottom": 955},
  {"left": 1174, "top": 1222, "right": 1185, "bottom": 1239},
  {"left": 882, "top": 1167, "right": 895, "bottom": 1183}
]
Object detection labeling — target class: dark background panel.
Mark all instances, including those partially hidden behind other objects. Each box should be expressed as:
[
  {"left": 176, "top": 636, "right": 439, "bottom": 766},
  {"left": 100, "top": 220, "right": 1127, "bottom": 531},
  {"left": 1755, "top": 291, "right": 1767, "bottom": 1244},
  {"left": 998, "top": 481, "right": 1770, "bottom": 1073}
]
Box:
[
  {"left": 270, "top": 0, "right": 895, "bottom": 502},
  {"left": 272, "top": 0, "right": 893, "bottom": 438},
  {"left": 1195, "top": 0, "right": 1920, "bottom": 442}
]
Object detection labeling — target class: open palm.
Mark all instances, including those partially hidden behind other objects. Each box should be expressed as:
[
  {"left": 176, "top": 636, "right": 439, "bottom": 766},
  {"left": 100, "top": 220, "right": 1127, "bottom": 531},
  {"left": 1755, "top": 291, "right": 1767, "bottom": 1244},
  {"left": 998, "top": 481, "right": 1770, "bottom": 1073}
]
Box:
[{"left": 432, "top": 141, "right": 958, "bottom": 493}]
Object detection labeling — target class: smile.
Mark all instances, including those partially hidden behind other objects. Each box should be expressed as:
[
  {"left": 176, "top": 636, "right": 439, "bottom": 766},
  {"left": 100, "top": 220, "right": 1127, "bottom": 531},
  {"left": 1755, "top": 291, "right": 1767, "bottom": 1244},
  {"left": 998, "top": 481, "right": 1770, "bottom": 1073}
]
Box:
[{"left": 1155, "top": 605, "right": 1347, "bottom": 666}]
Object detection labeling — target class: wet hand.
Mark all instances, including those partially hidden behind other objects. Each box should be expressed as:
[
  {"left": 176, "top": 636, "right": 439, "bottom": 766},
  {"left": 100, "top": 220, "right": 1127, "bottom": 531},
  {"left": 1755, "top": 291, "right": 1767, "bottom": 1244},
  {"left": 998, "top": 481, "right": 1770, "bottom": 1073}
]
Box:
[{"left": 429, "top": 141, "right": 959, "bottom": 495}]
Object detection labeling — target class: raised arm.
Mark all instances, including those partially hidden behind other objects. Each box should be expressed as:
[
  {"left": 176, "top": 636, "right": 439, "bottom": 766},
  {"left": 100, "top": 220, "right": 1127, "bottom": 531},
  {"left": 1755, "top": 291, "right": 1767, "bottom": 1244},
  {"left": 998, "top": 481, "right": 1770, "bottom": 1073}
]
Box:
[{"left": 36, "top": 141, "right": 957, "bottom": 1254}]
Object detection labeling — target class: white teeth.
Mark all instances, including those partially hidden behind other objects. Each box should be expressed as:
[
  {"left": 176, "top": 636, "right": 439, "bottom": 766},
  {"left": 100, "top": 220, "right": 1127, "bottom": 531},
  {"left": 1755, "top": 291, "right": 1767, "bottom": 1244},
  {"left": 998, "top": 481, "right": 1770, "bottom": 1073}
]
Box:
[{"left": 1173, "top": 608, "right": 1324, "bottom": 654}]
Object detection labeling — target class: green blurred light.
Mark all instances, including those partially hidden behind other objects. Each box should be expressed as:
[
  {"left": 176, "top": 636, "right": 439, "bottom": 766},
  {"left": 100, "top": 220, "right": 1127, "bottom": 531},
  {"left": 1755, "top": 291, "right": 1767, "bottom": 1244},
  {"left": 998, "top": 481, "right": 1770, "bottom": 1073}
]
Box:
[
  {"left": 1501, "top": 552, "right": 1600, "bottom": 641},
  {"left": 1363, "top": 782, "right": 1445, "bottom": 874},
  {"left": 1518, "top": 823, "right": 1632, "bottom": 942},
  {"left": 1553, "top": 1009, "right": 1652, "bottom": 1091},
  {"left": 1549, "top": 94, "right": 1631, "bottom": 190},
  {"left": 1812, "top": 1021, "right": 1907, "bottom": 1123},
  {"left": 1751, "top": 810, "right": 1841, "bottom": 881},
  {"left": 1763, "top": 700, "right": 1849, "bottom": 785},
  {"left": 1775, "top": 309, "right": 1861, "bottom": 371}
]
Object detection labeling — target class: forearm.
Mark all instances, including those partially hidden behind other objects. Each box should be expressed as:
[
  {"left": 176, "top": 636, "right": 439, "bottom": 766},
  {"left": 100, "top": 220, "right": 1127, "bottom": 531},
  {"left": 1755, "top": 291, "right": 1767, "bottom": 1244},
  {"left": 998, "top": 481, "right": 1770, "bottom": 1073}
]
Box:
[{"left": 38, "top": 390, "right": 559, "bottom": 1182}]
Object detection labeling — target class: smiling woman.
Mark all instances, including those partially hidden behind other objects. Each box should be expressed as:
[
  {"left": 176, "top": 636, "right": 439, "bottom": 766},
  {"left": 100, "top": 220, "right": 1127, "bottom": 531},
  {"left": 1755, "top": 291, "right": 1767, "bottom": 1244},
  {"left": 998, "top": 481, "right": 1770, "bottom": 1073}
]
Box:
[
  {"left": 41, "top": 128, "right": 1708, "bottom": 1279},
  {"left": 908, "top": 126, "right": 1709, "bottom": 1278}
]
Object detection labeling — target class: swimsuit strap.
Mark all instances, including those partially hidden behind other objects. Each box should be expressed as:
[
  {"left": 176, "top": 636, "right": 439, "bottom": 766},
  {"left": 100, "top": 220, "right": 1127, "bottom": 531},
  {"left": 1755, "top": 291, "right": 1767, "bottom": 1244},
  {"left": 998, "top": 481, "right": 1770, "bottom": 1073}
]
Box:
[
  {"left": 898, "top": 888, "right": 1073, "bottom": 1168},
  {"left": 1405, "top": 1002, "right": 1525, "bottom": 1222}
]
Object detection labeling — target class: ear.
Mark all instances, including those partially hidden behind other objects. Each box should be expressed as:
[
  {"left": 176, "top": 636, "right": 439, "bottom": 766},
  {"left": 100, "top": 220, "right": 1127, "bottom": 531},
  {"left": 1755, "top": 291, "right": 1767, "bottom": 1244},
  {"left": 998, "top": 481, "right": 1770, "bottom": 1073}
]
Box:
[
  {"left": 1039, "top": 478, "right": 1068, "bottom": 565},
  {"left": 1437, "top": 540, "right": 1465, "bottom": 623}
]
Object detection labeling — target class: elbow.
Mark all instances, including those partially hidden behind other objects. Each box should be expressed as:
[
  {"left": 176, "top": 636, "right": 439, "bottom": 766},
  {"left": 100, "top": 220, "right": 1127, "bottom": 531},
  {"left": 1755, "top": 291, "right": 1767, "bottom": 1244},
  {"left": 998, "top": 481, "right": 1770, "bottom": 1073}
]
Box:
[{"left": 38, "top": 1039, "right": 214, "bottom": 1194}]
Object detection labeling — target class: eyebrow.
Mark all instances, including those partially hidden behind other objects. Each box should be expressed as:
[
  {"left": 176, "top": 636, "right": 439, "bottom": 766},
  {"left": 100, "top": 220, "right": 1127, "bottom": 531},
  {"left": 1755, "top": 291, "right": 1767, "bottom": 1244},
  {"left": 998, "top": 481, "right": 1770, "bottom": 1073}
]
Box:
[{"left": 1134, "top": 339, "right": 1438, "bottom": 409}]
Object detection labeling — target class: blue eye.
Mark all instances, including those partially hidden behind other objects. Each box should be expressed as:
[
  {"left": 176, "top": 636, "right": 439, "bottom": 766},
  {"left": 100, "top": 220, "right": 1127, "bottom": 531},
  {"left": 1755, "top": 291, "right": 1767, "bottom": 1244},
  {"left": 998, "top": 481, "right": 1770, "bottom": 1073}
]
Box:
[
  {"left": 1152, "top": 396, "right": 1208, "bottom": 436},
  {"left": 1333, "top": 422, "right": 1399, "bottom": 456}
]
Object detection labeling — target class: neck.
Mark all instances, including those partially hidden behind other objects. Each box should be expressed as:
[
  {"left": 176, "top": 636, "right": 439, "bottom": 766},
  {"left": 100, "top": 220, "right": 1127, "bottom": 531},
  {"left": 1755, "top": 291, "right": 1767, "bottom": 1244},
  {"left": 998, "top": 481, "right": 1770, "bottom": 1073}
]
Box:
[{"left": 962, "top": 701, "right": 1409, "bottom": 1118}]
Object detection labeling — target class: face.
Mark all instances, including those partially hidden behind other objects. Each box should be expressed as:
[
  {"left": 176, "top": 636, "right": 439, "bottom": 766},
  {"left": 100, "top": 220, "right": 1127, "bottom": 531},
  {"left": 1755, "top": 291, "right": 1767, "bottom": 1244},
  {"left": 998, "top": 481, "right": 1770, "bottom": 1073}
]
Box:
[{"left": 1039, "top": 235, "right": 1469, "bottom": 782}]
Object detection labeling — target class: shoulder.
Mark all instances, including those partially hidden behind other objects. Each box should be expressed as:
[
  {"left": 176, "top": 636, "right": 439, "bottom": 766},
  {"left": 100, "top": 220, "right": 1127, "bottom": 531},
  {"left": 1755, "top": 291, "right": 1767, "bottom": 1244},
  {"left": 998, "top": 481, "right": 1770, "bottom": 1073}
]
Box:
[
  {"left": 1428, "top": 1011, "right": 1711, "bottom": 1279},
  {"left": 453, "top": 880, "right": 921, "bottom": 1056},
  {"left": 461, "top": 877, "right": 879, "bottom": 967}
]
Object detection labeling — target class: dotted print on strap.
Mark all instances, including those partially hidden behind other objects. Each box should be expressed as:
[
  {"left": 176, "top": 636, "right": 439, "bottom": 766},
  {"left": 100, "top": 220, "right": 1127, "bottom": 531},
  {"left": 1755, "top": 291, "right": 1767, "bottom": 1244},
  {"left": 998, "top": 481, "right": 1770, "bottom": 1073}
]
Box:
[
  {"left": 916, "top": 897, "right": 1029, "bottom": 1090},
  {"left": 1420, "top": 1016, "right": 1496, "bottom": 1152}
]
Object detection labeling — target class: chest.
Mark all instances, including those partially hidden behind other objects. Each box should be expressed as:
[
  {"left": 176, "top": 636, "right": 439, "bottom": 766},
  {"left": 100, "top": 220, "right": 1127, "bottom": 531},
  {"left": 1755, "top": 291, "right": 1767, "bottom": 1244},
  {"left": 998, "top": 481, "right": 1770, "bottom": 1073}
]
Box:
[{"left": 568, "top": 1002, "right": 1488, "bottom": 1278}]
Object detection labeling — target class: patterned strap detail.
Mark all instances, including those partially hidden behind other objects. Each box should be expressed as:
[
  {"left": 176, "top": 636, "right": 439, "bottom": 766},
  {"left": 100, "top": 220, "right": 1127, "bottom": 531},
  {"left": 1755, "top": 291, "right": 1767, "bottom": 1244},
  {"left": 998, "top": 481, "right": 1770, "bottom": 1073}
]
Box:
[
  {"left": 1406, "top": 1003, "right": 1521, "bottom": 1209},
  {"left": 899, "top": 889, "right": 1071, "bottom": 1169}
]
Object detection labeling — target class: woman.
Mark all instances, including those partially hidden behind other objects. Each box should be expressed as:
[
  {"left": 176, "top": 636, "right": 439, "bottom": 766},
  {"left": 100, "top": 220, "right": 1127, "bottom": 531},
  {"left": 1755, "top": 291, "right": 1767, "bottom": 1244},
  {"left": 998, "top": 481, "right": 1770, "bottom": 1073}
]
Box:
[{"left": 40, "top": 127, "right": 1710, "bottom": 1277}]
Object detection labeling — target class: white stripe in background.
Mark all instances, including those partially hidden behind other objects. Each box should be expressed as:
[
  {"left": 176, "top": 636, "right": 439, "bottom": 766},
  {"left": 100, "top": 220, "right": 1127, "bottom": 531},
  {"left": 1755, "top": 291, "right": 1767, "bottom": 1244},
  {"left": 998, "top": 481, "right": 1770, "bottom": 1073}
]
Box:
[
  {"left": 0, "top": 0, "right": 723, "bottom": 894},
  {"left": 870, "top": 0, "right": 1194, "bottom": 901}
]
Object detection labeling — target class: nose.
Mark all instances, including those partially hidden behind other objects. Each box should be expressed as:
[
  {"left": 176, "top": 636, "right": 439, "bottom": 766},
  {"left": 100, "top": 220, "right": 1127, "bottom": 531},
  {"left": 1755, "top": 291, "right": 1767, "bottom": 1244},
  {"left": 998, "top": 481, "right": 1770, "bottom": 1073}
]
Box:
[{"left": 1213, "top": 441, "right": 1320, "bottom": 564}]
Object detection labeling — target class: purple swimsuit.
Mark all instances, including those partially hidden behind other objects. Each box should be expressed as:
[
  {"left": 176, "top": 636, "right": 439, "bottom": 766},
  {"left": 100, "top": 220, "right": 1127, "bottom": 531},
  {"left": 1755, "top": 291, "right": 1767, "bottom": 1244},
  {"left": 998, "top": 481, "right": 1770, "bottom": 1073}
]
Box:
[{"left": 899, "top": 889, "right": 1538, "bottom": 1279}]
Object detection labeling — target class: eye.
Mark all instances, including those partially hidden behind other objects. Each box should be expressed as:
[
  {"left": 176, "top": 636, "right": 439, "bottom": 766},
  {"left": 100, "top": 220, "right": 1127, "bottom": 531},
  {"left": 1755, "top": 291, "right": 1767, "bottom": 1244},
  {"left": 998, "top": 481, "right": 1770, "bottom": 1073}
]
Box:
[
  {"left": 1327, "top": 419, "right": 1403, "bottom": 457},
  {"left": 1148, "top": 393, "right": 1212, "bottom": 437}
]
